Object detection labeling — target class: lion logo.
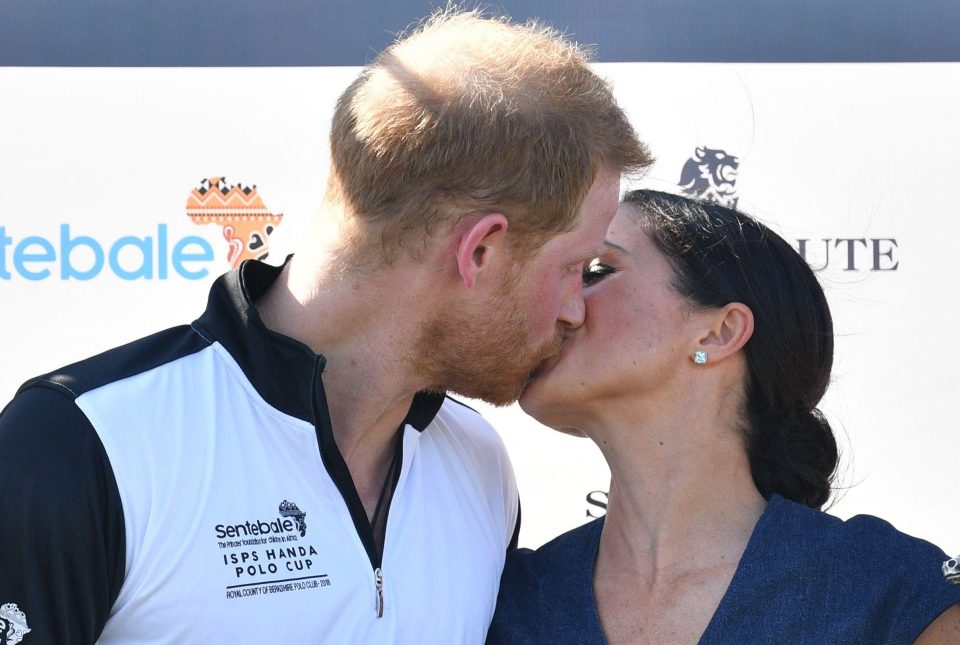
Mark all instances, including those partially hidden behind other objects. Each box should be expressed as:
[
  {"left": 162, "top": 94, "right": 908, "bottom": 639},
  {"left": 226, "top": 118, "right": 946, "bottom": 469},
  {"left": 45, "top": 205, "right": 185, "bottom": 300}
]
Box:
[
  {"left": 678, "top": 146, "right": 740, "bottom": 208},
  {"left": 0, "top": 603, "right": 31, "bottom": 645},
  {"left": 186, "top": 176, "right": 283, "bottom": 268}
]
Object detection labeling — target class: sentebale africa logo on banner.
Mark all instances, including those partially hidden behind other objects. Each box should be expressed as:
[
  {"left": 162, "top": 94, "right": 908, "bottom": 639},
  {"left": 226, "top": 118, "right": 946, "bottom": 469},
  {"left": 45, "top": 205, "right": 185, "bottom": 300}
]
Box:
[
  {"left": 186, "top": 176, "right": 283, "bottom": 268},
  {"left": 0, "top": 176, "right": 283, "bottom": 281},
  {"left": 677, "top": 147, "right": 899, "bottom": 272}
]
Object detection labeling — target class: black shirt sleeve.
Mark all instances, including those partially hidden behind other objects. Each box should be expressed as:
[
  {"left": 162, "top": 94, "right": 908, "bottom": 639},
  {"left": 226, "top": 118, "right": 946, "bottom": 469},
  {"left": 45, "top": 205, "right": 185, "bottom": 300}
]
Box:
[{"left": 0, "top": 384, "right": 125, "bottom": 644}]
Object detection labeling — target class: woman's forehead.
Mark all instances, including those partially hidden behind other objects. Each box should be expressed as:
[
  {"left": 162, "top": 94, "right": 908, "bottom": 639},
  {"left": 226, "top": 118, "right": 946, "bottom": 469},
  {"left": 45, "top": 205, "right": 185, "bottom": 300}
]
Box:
[{"left": 606, "top": 206, "right": 649, "bottom": 250}]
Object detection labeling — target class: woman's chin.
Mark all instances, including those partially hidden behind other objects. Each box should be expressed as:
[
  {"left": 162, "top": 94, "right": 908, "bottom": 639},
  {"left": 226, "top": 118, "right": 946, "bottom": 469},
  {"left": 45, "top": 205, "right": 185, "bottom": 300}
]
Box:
[
  {"left": 519, "top": 342, "right": 591, "bottom": 426},
  {"left": 519, "top": 365, "right": 564, "bottom": 419},
  {"left": 518, "top": 388, "right": 587, "bottom": 438},
  {"left": 518, "top": 379, "right": 545, "bottom": 414}
]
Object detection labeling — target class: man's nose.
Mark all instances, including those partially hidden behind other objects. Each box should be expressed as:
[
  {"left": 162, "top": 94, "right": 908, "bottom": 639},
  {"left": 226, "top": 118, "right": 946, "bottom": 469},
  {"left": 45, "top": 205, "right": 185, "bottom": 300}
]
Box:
[{"left": 557, "top": 276, "right": 586, "bottom": 329}]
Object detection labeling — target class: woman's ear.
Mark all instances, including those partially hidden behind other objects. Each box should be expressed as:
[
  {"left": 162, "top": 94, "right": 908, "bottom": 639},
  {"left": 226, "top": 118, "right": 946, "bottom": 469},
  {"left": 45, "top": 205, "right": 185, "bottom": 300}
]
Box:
[
  {"left": 692, "top": 302, "right": 754, "bottom": 365},
  {"left": 455, "top": 214, "right": 509, "bottom": 288}
]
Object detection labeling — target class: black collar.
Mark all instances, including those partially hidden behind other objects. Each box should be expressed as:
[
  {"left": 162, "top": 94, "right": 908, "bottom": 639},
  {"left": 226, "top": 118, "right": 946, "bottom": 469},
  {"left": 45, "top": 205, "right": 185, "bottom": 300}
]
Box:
[{"left": 192, "top": 258, "right": 445, "bottom": 430}]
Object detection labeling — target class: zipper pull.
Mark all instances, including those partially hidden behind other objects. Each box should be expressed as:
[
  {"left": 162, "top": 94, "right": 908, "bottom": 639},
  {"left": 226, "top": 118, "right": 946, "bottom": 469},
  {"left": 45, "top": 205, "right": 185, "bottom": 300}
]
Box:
[{"left": 375, "top": 567, "right": 384, "bottom": 618}]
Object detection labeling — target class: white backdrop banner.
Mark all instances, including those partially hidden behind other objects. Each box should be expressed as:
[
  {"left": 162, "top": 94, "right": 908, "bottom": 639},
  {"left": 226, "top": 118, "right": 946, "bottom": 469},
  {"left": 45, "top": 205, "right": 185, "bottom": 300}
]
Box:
[{"left": 1, "top": 64, "right": 957, "bottom": 553}]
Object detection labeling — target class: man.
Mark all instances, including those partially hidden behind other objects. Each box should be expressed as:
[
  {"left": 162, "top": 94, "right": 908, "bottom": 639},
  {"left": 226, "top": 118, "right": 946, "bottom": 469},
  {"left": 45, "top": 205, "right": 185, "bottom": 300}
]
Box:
[{"left": 0, "top": 9, "right": 651, "bottom": 643}]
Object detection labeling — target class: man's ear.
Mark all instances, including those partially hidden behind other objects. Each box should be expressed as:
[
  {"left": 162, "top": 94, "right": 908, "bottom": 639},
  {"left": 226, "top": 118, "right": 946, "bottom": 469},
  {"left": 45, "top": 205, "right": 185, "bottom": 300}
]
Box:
[
  {"left": 693, "top": 302, "right": 754, "bottom": 364},
  {"left": 455, "top": 214, "right": 509, "bottom": 288}
]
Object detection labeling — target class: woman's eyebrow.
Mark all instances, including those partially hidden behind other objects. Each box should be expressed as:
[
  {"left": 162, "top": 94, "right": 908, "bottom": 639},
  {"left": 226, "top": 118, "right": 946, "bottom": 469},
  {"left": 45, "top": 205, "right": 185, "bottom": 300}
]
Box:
[
  {"left": 602, "top": 241, "right": 629, "bottom": 254},
  {"left": 576, "top": 243, "right": 606, "bottom": 263}
]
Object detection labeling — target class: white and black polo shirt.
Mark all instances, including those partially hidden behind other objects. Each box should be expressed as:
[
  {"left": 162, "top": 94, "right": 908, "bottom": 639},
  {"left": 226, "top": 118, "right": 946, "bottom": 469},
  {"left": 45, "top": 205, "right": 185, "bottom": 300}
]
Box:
[{"left": 0, "top": 259, "right": 519, "bottom": 644}]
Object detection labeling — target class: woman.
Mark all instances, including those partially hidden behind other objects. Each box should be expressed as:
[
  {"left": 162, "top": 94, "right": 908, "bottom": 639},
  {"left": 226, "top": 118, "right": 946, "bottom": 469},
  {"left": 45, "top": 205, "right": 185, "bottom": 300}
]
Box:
[{"left": 488, "top": 190, "right": 960, "bottom": 644}]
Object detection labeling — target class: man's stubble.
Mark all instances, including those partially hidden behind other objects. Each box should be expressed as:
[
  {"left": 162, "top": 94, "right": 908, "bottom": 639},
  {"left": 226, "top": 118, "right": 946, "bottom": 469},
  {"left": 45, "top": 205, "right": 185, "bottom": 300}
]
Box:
[{"left": 412, "top": 267, "right": 565, "bottom": 407}]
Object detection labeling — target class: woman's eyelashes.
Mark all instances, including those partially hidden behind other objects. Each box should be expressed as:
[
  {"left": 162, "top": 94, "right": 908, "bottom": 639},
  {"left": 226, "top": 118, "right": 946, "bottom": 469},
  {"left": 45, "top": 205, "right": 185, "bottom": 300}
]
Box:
[{"left": 582, "top": 258, "right": 615, "bottom": 286}]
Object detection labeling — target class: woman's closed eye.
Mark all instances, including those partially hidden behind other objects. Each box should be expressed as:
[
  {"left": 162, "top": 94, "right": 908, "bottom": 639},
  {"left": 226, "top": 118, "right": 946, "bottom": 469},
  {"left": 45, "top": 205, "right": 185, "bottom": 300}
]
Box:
[{"left": 582, "top": 259, "right": 615, "bottom": 286}]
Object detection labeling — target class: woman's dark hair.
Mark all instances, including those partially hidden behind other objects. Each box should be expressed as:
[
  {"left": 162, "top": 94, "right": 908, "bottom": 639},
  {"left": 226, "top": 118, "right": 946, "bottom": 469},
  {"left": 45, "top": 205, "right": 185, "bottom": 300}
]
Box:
[{"left": 622, "top": 189, "right": 838, "bottom": 508}]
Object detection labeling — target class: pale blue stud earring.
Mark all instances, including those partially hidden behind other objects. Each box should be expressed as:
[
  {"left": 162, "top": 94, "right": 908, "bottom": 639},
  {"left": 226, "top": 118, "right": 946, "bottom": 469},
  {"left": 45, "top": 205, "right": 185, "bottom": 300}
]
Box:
[{"left": 693, "top": 350, "right": 708, "bottom": 365}]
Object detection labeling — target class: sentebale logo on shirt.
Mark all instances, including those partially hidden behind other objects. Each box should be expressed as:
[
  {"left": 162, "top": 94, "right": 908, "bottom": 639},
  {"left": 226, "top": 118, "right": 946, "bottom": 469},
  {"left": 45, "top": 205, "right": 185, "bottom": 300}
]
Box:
[
  {"left": 214, "top": 500, "right": 307, "bottom": 540},
  {"left": 214, "top": 500, "right": 330, "bottom": 597}
]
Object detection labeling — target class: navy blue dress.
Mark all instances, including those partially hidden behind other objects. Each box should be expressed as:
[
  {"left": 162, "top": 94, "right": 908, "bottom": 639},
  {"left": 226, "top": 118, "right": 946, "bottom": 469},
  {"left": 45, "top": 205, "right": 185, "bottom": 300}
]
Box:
[{"left": 488, "top": 495, "right": 960, "bottom": 644}]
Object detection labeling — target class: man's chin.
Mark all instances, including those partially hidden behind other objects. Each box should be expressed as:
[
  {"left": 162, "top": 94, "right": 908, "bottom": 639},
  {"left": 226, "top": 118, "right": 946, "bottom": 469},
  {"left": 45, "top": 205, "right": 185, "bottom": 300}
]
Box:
[
  {"left": 445, "top": 373, "right": 526, "bottom": 408},
  {"left": 449, "top": 361, "right": 553, "bottom": 408},
  {"left": 435, "top": 334, "right": 565, "bottom": 408}
]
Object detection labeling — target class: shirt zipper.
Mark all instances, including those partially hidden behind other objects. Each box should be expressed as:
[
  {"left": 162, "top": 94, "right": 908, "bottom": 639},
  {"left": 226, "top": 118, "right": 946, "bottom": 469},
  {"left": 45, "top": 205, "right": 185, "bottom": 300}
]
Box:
[
  {"left": 375, "top": 567, "right": 384, "bottom": 618},
  {"left": 310, "top": 356, "right": 401, "bottom": 619}
]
